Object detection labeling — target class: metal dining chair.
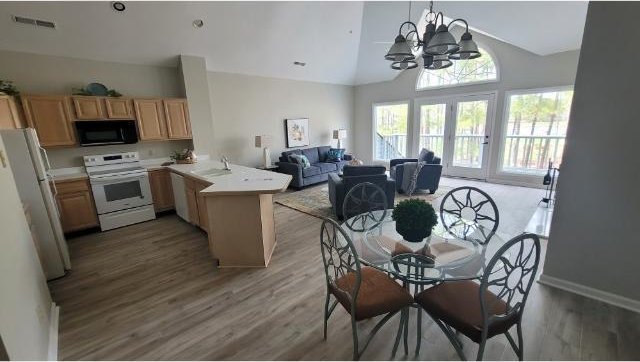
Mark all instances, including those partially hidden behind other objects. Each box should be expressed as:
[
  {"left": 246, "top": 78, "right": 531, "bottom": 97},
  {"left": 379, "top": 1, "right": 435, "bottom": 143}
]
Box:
[
  {"left": 342, "top": 182, "right": 389, "bottom": 232},
  {"left": 439, "top": 186, "right": 500, "bottom": 244},
  {"left": 390, "top": 253, "right": 437, "bottom": 356},
  {"left": 414, "top": 233, "right": 541, "bottom": 361},
  {"left": 320, "top": 217, "right": 413, "bottom": 360}
]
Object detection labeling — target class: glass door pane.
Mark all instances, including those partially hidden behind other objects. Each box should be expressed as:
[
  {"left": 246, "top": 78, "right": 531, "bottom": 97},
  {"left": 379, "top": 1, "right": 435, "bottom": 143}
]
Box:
[
  {"left": 452, "top": 100, "right": 488, "bottom": 169},
  {"left": 418, "top": 104, "right": 446, "bottom": 157},
  {"left": 373, "top": 103, "right": 408, "bottom": 160}
]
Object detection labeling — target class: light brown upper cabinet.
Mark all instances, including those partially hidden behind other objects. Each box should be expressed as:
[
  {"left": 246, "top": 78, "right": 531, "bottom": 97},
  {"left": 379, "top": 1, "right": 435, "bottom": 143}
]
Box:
[
  {"left": 72, "top": 96, "right": 105, "bottom": 120},
  {"left": 22, "top": 95, "right": 76, "bottom": 147},
  {"left": 164, "top": 99, "right": 192, "bottom": 139},
  {"left": 133, "top": 99, "right": 167, "bottom": 141},
  {"left": 0, "top": 95, "right": 24, "bottom": 129},
  {"left": 104, "top": 98, "right": 134, "bottom": 119}
]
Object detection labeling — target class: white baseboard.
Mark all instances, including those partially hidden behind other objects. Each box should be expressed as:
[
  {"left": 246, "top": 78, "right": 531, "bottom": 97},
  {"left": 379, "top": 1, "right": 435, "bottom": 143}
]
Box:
[
  {"left": 47, "top": 303, "right": 59, "bottom": 361},
  {"left": 538, "top": 274, "right": 640, "bottom": 314}
]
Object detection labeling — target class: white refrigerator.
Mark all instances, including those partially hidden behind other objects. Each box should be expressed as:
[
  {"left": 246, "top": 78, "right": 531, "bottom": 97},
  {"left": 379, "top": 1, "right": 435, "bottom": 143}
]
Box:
[{"left": 1, "top": 128, "right": 70, "bottom": 280}]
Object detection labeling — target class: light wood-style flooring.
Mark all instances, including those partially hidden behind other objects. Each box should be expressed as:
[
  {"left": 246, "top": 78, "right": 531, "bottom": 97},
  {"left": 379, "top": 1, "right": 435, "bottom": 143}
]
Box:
[{"left": 49, "top": 178, "right": 640, "bottom": 360}]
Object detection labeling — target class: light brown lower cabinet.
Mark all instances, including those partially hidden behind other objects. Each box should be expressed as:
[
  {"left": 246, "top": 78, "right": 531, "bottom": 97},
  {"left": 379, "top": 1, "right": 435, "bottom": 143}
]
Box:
[
  {"left": 184, "top": 176, "right": 212, "bottom": 232},
  {"left": 53, "top": 178, "right": 99, "bottom": 233},
  {"left": 196, "top": 181, "right": 210, "bottom": 232},
  {"left": 148, "top": 169, "right": 174, "bottom": 212}
]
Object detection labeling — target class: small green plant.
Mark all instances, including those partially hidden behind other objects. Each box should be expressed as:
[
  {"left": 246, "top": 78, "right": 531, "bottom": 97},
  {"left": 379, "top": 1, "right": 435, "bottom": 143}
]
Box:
[
  {"left": 170, "top": 149, "right": 190, "bottom": 161},
  {"left": 0, "top": 80, "right": 19, "bottom": 96},
  {"left": 392, "top": 198, "right": 438, "bottom": 242}
]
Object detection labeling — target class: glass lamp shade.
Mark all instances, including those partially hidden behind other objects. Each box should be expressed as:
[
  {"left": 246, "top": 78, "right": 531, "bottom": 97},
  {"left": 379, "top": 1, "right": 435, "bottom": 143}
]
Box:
[
  {"left": 391, "top": 59, "right": 418, "bottom": 70},
  {"left": 425, "top": 54, "right": 452, "bottom": 70},
  {"left": 448, "top": 32, "right": 481, "bottom": 60},
  {"left": 385, "top": 34, "right": 415, "bottom": 62},
  {"left": 424, "top": 24, "right": 460, "bottom": 55}
]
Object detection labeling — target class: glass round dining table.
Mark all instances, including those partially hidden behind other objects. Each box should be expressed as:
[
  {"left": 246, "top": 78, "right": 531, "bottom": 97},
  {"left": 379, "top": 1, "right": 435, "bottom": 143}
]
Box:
[{"left": 343, "top": 210, "right": 506, "bottom": 285}]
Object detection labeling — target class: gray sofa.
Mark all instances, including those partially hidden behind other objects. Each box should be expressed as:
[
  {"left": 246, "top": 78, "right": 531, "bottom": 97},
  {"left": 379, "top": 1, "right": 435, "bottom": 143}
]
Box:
[
  {"left": 328, "top": 165, "right": 396, "bottom": 220},
  {"left": 276, "top": 146, "right": 352, "bottom": 189}
]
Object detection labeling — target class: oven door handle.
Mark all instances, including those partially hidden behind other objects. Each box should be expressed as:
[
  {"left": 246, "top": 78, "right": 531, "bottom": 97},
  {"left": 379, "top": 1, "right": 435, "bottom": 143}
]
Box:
[{"left": 90, "top": 173, "right": 148, "bottom": 185}]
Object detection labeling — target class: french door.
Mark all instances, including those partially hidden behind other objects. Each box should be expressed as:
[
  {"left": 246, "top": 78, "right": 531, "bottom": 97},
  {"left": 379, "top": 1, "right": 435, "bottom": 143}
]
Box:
[{"left": 413, "top": 93, "right": 495, "bottom": 179}]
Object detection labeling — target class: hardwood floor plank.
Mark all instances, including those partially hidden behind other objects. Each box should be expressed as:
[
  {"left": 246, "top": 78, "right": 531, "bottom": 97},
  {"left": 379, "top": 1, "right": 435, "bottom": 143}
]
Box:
[{"left": 48, "top": 179, "right": 639, "bottom": 360}]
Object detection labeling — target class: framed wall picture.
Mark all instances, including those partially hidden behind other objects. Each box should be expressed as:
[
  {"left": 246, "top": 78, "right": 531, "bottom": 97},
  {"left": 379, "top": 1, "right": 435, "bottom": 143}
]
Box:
[{"left": 285, "top": 118, "right": 309, "bottom": 148}]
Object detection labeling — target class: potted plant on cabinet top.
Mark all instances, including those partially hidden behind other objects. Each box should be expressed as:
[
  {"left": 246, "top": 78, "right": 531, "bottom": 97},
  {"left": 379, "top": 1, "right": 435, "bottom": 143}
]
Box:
[{"left": 392, "top": 198, "right": 438, "bottom": 243}]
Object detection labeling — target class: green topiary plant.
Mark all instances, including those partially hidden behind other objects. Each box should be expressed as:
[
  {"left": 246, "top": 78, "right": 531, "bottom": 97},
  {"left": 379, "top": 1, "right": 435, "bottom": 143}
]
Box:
[
  {"left": 0, "top": 80, "right": 20, "bottom": 96},
  {"left": 392, "top": 198, "right": 438, "bottom": 242}
]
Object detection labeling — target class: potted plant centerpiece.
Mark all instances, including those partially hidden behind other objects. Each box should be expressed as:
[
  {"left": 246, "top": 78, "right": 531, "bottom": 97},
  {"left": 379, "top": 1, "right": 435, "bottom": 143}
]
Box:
[{"left": 392, "top": 199, "right": 438, "bottom": 243}]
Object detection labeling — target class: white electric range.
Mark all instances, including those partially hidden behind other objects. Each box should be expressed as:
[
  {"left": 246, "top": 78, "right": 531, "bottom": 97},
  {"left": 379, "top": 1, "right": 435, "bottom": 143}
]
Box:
[{"left": 84, "top": 152, "right": 156, "bottom": 231}]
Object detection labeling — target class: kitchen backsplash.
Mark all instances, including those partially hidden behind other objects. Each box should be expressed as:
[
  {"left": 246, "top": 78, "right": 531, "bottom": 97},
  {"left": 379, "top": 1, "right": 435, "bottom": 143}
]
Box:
[{"left": 47, "top": 139, "right": 194, "bottom": 168}]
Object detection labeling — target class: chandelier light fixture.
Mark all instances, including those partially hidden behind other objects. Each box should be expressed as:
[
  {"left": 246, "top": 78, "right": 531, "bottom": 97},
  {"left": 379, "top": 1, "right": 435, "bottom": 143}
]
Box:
[{"left": 385, "top": 1, "right": 481, "bottom": 70}]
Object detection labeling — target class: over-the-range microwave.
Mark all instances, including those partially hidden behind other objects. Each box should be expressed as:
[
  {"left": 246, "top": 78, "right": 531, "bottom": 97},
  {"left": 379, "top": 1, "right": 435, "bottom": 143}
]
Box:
[{"left": 75, "top": 120, "right": 138, "bottom": 146}]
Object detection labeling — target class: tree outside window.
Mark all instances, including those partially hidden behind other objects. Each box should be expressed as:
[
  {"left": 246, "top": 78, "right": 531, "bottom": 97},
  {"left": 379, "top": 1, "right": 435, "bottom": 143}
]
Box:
[{"left": 502, "top": 89, "right": 573, "bottom": 174}]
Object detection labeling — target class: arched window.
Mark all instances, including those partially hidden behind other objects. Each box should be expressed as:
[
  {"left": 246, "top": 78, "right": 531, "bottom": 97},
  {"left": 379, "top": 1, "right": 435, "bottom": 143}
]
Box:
[{"left": 416, "top": 48, "right": 498, "bottom": 90}]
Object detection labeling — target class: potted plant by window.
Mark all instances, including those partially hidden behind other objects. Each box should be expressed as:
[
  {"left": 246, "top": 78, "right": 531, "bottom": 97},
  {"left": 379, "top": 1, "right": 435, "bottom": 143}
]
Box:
[{"left": 392, "top": 199, "right": 438, "bottom": 243}]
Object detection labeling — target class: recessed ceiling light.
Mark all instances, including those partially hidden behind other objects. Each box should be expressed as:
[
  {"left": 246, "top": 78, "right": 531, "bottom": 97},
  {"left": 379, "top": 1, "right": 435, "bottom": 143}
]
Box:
[
  {"left": 293, "top": 61, "right": 306, "bottom": 67},
  {"left": 193, "top": 19, "right": 204, "bottom": 29},
  {"left": 111, "top": 2, "right": 125, "bottom": 12}
]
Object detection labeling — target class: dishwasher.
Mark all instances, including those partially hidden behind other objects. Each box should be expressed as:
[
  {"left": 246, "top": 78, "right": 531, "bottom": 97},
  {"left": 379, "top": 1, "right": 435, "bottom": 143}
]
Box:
[{"left": 170, "top": 172, "right": 189, "bottom": 222}]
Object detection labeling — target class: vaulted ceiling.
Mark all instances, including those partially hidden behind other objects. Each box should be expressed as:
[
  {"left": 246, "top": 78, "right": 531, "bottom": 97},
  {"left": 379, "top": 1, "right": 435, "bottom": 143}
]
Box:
[{"left": 0, "top": 1, "right": 587, "bottom": 86}]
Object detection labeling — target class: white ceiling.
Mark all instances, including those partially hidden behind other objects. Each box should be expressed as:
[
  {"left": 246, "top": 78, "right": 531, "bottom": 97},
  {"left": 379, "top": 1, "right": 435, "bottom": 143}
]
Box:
[
  {"left": 0, "top": 1, "right": 364, "bottom": 85},
  {"left": 0, "top": 1, "right": 587, "bottom": 86},
  {"left": 355, "top": 1, "right": 587, "bottom": 85}
]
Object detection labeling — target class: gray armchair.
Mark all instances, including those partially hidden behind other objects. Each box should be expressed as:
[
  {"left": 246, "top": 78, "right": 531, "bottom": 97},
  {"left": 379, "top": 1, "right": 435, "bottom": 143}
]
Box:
[
  {"left": 391, "top": 149, "right": 443, "bottom": 194},
  {"left": 328, "top": 165, "right": 395, "bottom": 220}
]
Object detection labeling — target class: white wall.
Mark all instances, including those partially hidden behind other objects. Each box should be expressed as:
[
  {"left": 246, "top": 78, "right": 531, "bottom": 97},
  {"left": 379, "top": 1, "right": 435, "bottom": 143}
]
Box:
[
  {"left": 354, "top": 28, "right": 580, "bottom": 186},
  {"left": 47, "top": 140, "right": 192, "bottom": 168},
  {"left": 541, "top": 2, "right": 640, "bottom": 306},
  {"left": 0, "top": 50, "right": 192, "bottom": 168},
  {"left": 179, "top": 55, "right": 216, "bottom": 158},
  {"left": 0, "top": 136, "right": 54, "bottom": 360},
  {"left": 207, "top": 72, "right": 354, "bottom": 166}
]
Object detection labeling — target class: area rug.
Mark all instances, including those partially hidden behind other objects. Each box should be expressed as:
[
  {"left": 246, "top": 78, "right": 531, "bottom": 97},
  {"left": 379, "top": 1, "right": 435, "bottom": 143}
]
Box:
[{"left": 274, "top": 184, "right": 451, "bottom": 219}]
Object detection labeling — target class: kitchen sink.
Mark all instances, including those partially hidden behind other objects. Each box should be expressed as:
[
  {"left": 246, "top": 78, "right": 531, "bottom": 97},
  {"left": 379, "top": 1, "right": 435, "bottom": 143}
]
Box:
[{"left": 191, "top": 168, "right": 231, "bottom": 177}]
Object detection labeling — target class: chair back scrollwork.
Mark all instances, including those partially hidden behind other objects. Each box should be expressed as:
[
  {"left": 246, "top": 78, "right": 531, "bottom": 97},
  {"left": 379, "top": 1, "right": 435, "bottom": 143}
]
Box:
[
  {"left": 440, "top": 186, "right": 499, "bottom": 244},
  {"left": 342, "top": 182, "right": 388, "bottom": 232},
  {"left": 479, "top": 233, "right": 541, "bottom": 333},
  {"left": 320, "top": 218, "right": 362, "bottom": 303}
]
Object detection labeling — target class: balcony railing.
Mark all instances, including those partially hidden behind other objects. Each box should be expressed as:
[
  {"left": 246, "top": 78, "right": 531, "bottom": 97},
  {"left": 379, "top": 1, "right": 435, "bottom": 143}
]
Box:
[
  {"left": 419, "top": 135, "right": 444, "bottom": 156},
  {"left": 375, "top": 133, "right": 566, "bottom": 172},
  {"left": 375, "top": 133, "right": 405, "bottom": 160},
  {"left": 502, "top": 135, "right": 565, "bottom": 173}
]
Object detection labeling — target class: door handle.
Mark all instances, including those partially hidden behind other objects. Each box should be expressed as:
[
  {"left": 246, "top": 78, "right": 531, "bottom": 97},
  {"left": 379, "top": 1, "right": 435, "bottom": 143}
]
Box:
[{"left": 482, "top": 141, "right": 489, "bottom": 145}]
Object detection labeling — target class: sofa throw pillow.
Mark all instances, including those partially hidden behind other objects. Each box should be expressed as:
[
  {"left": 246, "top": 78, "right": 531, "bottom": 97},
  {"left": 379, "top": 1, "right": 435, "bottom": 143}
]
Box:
[
  {"left": 326, "top": 148, "right": 345, "bottom": 162},
  {"left": 288, "top": 154, "right": 311, "bottom": 168},
  {"left": 418, "top": 148, "right": 435, "bottom": 164}
]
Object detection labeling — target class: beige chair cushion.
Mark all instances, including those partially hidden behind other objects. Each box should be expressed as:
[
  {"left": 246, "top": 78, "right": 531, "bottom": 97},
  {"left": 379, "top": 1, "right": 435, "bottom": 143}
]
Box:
[
  {"left": 415, "top": 280, "right": 518, "bottom": 343},
  {"left": 331, "top": 266, "right": 413, "bottom": 321}
]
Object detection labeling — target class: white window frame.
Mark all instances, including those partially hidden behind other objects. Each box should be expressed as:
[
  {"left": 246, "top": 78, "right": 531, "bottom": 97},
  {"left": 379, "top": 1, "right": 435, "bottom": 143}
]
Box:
[
  {"left": 415, "top": 45, "right": 500, "bottom": 91},
  {"left": 497, "top": 85, "right": 574, "bottom": 179},
  {"left": 371, "top": 100, "right": 412, "bottom": 165}
]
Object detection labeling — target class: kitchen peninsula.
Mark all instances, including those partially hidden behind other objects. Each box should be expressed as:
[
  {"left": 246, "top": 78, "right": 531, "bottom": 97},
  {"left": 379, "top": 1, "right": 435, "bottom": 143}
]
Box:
[{"left": 168, "top": 161, "right": 292, "bottom": 267}]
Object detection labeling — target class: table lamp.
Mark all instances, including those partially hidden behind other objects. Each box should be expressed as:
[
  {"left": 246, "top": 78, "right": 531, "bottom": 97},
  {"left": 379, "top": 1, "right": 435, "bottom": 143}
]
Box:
[
  {"left": 332, "top": 129, "right": 347, "bottom": 149},
  {"left": 255, "top": 135, "right": 273, "bottom": 168}
]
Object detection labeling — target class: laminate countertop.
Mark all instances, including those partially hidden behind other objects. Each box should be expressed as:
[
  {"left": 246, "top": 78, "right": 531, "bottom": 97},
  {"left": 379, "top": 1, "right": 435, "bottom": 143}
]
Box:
[{"left": 167, "top": 161, "right": 291, "bottom": 196}]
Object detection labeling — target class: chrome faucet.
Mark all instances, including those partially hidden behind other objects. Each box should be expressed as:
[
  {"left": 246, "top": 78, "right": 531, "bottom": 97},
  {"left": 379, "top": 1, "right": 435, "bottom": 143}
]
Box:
[{"left": 221, "top": 156, "right": 231, "bottom": 170}]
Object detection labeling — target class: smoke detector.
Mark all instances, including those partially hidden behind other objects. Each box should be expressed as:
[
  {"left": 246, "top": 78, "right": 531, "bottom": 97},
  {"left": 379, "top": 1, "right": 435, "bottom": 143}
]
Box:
[{"left": 12, "top": 15, "right": 56, "bottom": 29}]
